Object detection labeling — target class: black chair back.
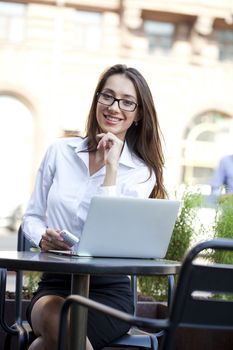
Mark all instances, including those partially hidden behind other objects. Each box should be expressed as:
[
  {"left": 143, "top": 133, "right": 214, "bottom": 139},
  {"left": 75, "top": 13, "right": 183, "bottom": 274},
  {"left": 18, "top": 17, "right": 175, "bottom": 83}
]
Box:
[
  {"left": 17, "top": 225, "right": 33, "bottom": 252},
  {"left": 162, "top": 239, "right": 233, "bottom": 349}
]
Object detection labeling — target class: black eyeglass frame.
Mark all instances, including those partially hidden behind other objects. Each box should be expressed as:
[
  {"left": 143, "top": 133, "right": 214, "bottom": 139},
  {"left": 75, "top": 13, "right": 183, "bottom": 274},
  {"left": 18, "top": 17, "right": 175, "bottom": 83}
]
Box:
[{"left": 96, "top": 92, "right": 138, "bottom": 112}]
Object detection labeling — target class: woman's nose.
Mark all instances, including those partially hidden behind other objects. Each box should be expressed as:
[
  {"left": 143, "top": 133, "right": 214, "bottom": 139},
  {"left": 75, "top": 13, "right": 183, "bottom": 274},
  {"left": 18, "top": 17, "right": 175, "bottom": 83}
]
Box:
[{"left": 108, "top": 100, "right": 120, "bottom": 112}]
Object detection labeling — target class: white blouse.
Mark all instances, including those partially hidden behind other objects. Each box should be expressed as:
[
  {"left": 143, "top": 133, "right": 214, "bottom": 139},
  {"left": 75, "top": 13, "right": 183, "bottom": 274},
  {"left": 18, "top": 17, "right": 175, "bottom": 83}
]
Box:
[{"left": 22, "top": 137, "right": 156, "bottom": 247}]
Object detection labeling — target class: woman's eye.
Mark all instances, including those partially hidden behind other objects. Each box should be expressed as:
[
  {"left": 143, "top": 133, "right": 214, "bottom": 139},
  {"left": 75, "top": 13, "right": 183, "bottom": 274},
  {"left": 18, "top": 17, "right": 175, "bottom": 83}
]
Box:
[
  {"left": 122, "top": 99, "right": 134, "bottom": 106},
  {"left": 102, "top": 93, "right": 113, "bottom": 100}
]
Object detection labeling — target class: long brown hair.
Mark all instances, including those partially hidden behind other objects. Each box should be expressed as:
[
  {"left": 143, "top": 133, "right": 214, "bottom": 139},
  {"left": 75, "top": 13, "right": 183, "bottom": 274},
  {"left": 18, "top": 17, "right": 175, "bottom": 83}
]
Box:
[{"left": 85, "top": 64, "right": 167, "bottom": 199}]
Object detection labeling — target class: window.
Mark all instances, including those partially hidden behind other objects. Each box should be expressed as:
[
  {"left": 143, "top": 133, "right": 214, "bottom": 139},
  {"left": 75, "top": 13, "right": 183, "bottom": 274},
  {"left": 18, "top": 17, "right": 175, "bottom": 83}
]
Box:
[
  {"left": 73, "top": 10, "right": 102, "bottom": 52},
  {"left": 144, "top": 20, "right": 175, "bottom": 54},
  {"left": 214, "top": 28, "right": 233, "bottom": 61},
  {"left": 193, "top": 166, "right": 213, "bottom": 181},
  {"left": 196, "top": 130, "right": 215, "bottom": 142},
  {"left": 0, "top": 2, "right": 26, "bottom": 44},
  {"left": 182, "top": 111, "right": 233, "bottom": 186}
]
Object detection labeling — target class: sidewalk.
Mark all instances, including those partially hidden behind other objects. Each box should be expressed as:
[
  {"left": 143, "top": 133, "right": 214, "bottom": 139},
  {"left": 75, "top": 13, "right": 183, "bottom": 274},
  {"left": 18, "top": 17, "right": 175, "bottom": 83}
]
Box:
[
  {"left": 0, "top": 228, "right": 17, "bottom": 291},
  {"left": 0, "top": 228, "right": 17, "bottom": 249}
]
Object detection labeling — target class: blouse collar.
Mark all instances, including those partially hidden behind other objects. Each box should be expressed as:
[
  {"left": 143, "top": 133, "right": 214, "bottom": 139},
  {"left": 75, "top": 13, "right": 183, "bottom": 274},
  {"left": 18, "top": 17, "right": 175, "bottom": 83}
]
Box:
[{"left": 67, "top": 136, "right": 141, "bottom": 169}]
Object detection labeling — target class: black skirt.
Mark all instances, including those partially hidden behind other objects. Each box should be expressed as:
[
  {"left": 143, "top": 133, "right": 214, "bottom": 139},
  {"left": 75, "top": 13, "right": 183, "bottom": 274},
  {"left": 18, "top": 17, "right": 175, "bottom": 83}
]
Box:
[{"left": 26, "top": 273, "right": 134, "bottom": 350}]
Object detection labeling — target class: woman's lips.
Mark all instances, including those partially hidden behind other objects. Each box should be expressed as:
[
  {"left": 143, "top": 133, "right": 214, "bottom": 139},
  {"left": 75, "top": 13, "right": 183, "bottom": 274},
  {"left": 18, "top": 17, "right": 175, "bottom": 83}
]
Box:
[{"left": 104, "top": 114, "right": 123, "bottom": 124}]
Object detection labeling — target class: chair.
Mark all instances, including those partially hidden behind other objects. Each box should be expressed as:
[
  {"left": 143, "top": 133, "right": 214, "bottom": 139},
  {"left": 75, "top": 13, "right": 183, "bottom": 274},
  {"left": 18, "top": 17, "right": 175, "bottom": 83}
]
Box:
[
  {"left": 56, "top": 274, "right": 163, "bottom": 350},
  {"left": 57, "top": 238, "right": 233, "bottom": 350},
  {"left": 0, "top": 267, "right": 28, "bottom": 350},
  {"left": 0, "top": 226, "right": 35, "bottom": 350}
]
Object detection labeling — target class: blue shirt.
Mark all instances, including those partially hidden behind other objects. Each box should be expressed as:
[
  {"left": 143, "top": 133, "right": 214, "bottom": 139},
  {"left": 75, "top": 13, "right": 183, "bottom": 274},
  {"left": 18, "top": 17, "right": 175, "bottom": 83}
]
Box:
[
  {"left": 211, "top": 155, "right": 233, "bottom": 196},
  {"left": 22, "top": 137, "right": 156, "bottom": 247}
]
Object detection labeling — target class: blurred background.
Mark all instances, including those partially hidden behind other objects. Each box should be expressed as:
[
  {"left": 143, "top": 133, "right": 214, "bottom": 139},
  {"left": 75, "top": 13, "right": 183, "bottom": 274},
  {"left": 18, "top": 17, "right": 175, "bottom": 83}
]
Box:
[{"left": 0, "top": 0, "right": 233, "bottom": 243}]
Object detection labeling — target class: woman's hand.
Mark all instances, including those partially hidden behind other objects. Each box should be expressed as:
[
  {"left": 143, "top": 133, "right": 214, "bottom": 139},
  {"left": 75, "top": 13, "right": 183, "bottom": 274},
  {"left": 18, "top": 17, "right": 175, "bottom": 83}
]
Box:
[
  {"left": 96, "top": 133, "right": 124, "bottom": 186},
  {"left": 40, "top": 228, "right": 71, "bottom": 251},
  {"left": 96, "top": 132, "right": 123, "bottom": 169}
]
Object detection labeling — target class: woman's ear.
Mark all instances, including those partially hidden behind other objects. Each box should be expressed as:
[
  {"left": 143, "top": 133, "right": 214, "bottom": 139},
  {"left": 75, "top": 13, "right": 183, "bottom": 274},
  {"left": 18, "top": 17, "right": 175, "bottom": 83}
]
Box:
[{"left": 134, "top": 115, "right": 142, "bottom": 126}]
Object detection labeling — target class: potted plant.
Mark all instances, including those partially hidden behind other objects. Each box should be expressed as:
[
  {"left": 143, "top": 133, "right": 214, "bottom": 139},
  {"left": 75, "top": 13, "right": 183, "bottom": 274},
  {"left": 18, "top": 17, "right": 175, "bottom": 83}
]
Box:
[
  {"left": 212, "top": 194, "right": 233, "bottom": 266},
  {"left": 138, "top": 188, "right": 203, "bottom": 301},
  {"left": 137, "top": 191, "right": 233, "bottom": 350}
]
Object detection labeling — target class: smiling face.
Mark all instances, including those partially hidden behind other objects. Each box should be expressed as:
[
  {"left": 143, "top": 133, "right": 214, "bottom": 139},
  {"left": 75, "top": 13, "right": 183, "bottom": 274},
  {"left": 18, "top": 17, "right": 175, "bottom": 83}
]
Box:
[{"left": 96, "top": 74, "right": 139, "bottom": 140}]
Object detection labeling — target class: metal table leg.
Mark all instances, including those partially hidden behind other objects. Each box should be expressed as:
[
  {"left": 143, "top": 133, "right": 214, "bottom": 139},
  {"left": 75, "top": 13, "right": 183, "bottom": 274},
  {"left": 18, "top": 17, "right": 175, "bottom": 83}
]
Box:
[{"left": 70, "top": 274, "right": 90, "bottom": 350}]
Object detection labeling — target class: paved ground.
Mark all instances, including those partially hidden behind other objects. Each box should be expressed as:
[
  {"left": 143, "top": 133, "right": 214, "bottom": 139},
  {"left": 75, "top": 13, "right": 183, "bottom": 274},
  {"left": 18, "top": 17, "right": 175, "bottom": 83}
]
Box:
[
  {"left": 0, "top": 227, "right": 17, "bottom": 249},
  {"left": 0, "top": 228, "right": 18, "bottom": 291}
]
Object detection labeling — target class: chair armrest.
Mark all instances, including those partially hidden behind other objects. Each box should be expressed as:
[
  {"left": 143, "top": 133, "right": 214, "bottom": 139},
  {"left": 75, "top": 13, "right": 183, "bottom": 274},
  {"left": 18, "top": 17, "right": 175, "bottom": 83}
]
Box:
[{"left": 58, "top": 295, "right": 168, "bottom": 350}]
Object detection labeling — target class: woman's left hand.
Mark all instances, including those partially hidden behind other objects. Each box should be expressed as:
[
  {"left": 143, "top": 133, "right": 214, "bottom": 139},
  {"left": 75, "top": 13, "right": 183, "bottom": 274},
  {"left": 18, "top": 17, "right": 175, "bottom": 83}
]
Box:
[
  {"left": 96, "top": 132, "right": 123, "bottom": 169},
  {"left": 40, "top": 228, "right": 71, "bottom": 251}
]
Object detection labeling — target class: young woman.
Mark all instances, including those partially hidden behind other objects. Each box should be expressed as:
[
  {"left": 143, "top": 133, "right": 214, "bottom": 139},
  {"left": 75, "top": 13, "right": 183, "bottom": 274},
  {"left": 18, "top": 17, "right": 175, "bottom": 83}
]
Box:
[{"left": 22, "top": 64, "right": 166, "bottom": 350}]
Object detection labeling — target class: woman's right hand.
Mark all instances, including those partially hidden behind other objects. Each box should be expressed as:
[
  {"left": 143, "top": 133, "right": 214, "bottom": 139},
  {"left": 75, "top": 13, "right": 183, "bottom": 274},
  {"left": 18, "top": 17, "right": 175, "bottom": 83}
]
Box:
[
  {"left": 96, "top": 132, "right": 123, "bottom": 186},
  {"left": 40, "top": 228, "right": 71, "bottom": 251},
  {"left": 96, "top": 132, "right": 123, "bottom": 169}
]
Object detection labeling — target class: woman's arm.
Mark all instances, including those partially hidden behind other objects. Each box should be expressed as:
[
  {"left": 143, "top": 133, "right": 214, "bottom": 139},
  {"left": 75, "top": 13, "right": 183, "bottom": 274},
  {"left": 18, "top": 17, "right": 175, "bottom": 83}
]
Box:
[
  {"left": 22, "top": 146, "right": 54, "bottom": 246},
  {"left": 22, "top": 143, "right": 70, "bottom": 250}
]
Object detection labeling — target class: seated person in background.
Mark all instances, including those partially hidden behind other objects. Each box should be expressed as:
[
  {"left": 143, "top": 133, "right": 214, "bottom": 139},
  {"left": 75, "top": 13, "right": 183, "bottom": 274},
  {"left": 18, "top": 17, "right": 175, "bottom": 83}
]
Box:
[
  {"left": 22, "top": 63, "right": 167, "bottom": 350},
  {"left": 211, "top": 154, "right": 233, "bottom": 200}
]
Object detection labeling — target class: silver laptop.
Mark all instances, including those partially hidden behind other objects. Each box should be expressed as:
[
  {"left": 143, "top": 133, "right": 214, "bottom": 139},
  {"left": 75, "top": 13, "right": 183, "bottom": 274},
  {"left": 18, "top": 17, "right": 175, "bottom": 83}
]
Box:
[{"left": 50, "top": 196, "right": 180, "bottom": 259}]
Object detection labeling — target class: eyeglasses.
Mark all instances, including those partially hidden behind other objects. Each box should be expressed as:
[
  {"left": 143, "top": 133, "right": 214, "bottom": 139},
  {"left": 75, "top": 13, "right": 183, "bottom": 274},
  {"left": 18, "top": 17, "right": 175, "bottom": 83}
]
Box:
[{"left": 97, "top": 92, "right": 138, "bottom": 112}]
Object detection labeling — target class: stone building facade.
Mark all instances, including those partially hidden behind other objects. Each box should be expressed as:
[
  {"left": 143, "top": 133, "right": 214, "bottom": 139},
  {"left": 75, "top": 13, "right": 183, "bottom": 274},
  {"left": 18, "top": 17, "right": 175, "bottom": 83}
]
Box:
[{"left": 0, "top": 0, "right": 233, "bottom": 208}]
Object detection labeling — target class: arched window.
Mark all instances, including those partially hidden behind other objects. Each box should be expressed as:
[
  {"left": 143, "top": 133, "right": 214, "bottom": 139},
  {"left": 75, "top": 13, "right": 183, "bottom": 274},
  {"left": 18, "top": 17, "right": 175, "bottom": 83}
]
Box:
[
  {"left": 181, "top": 110, "right": 233, "bottom": 190},
  {"left": 0, "top": 95, "right": 34, "bottom": 230}
]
